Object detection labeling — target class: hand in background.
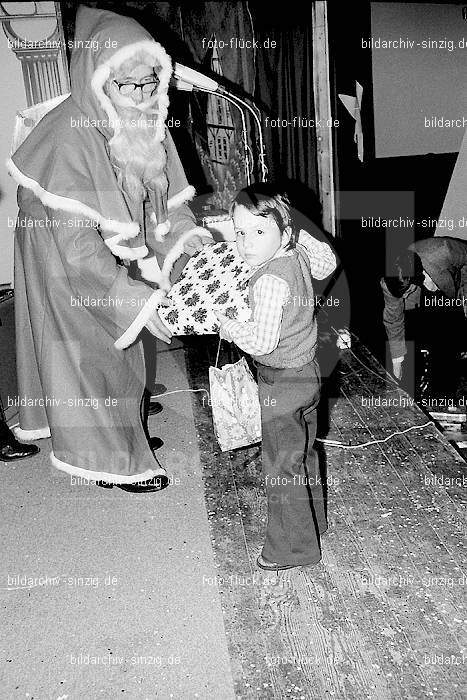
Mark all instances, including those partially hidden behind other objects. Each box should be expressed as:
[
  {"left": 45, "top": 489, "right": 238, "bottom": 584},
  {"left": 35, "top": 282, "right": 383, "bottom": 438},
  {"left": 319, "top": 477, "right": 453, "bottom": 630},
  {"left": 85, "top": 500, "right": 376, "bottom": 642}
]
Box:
[
  {"left": 183, "top": 232, "right": 213, "bottom": 257},
  {"left": 146, "top": 297, "right": 173, "bottom": 344},
  {"left": 392, "top": 357, "right": 404, "bottom": 380},
  {"left": 214, "top": 311, "right": 232, "bottom": 342},
  {"left": 335, "top": 328, "right": 351, "bottom": 350}
]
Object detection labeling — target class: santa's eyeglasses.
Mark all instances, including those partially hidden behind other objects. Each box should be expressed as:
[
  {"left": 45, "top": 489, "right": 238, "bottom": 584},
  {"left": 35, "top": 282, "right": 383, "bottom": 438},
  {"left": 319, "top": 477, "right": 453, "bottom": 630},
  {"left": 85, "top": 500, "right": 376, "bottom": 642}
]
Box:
[{"left": 113, "top": 78, "right": 159, "bottom": 97}]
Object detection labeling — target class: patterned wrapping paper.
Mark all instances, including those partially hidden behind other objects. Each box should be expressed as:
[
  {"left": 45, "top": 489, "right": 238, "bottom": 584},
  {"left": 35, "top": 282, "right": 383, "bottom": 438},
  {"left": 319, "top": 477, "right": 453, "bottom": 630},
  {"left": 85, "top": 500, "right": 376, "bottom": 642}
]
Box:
[
  {"left": 209, "top": 357, "right": 262, "bottom": 451},
  {"left": 159, "top": 242, "right": 252, "bottom": 335}
]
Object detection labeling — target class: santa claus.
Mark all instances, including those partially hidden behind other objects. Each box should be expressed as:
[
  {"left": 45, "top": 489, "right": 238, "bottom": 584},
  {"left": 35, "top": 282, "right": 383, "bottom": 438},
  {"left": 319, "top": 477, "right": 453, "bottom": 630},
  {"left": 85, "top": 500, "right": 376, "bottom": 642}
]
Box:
[{"left": 7, "top": 5, "right": 212, "bottom": 492}]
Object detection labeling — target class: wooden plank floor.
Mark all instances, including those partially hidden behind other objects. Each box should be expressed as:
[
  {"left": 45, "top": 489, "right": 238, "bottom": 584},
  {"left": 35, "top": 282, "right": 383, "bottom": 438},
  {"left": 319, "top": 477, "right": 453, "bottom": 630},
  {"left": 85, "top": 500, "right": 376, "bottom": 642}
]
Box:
[{"left": 184, "top": 336, "right": 467, "bottom": 700}]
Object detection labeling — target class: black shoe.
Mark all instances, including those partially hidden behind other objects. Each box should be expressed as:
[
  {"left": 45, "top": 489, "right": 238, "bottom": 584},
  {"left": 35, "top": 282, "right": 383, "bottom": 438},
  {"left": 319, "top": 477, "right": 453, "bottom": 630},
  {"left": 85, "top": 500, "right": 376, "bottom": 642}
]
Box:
[
  {"left": 149, "top": 436, "right": 164, "bottom": 450},
  {"left": 148, "top": 401, "right": 163, "bottom": 416},
  {"left": 117, "top": 474, "right": 169, "bottom": 493},
  {"left": 0, "top": 440, "right": 40, "bottom": 462}
]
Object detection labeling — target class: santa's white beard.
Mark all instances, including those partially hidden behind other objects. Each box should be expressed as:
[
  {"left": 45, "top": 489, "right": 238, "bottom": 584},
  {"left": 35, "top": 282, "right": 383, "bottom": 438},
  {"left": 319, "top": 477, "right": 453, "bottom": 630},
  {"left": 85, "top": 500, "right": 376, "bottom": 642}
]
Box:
[{"left": 108, "top": 106, "right": 167, "bottom": 202}]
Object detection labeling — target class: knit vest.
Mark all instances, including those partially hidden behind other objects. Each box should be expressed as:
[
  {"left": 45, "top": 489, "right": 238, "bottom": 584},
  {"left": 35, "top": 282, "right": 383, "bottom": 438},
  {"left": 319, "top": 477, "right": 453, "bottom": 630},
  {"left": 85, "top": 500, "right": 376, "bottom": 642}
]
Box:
[{"left": 248, "top": 247, "right": 317, "bottom": 368}]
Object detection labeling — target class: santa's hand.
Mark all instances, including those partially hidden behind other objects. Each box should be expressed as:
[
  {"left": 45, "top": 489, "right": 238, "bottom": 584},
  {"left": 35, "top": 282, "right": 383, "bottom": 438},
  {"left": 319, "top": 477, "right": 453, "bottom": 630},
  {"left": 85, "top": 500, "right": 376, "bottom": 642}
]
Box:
[
  {"left": 183, "top": 231, "right": 213, "bottom": 257},
  {"left": 146, "top": 298, "right": 173, "bottom": 344},
  {"left": 214, "top": 311, "right": 232, "bottom": 342}
]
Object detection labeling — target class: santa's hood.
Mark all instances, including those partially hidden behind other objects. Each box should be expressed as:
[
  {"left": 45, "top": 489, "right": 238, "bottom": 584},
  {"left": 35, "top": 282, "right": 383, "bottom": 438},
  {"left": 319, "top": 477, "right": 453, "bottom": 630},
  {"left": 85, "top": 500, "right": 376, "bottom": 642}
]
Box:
[
  {"left": 71, "top": 5, "right": 172, "bottom": 141},
  {"left": 6, "top": 6, "right": 196, "bottom": 262},
  {"left": 409, "top": 237, "right": 467, "bottom": 297}
]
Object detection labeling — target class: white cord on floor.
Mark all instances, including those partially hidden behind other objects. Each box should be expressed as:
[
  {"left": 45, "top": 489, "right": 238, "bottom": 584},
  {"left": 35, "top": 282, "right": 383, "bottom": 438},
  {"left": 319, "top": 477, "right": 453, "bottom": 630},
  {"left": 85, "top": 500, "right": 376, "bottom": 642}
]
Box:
[
  {"left": 316, "top": 421, "right": 433, "bottom": 449},
  {"left": 153, "top": 390, "right": 434, "bottom": 450},
  {"left": 151, "top": 389, "right": 209, "bottom": 399}
]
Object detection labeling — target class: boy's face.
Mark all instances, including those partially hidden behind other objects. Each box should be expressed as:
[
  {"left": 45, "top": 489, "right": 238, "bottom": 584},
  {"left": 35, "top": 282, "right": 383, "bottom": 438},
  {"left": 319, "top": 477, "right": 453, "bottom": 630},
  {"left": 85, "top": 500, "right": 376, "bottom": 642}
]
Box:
[{"left": 233, "top": 204, "right": 288, "bottom": 267}]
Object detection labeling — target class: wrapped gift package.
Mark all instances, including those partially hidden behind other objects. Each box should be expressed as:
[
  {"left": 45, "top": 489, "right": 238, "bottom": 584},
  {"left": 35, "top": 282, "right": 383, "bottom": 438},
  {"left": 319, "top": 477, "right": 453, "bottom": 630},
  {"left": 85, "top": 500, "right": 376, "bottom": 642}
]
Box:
[
  {"left": 202, "top": 211, "right": 236, "bottom": 241},
  {"left": 159, "top": 241, "right": 252, "bottom": 335}
]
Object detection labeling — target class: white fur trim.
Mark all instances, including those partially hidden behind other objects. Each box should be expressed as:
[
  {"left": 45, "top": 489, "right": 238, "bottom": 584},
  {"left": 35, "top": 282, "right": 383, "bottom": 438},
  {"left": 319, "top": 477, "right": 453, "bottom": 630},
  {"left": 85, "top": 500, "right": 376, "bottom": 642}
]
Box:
[
  {"left": 114, "top": 289, "right": 166, "bottom": 350},
  {"left": 137, "top": 255, "right": 162, "bottom": 284},
  {"left": 50, "top": 450, "right": 166, "bottom": 484},
  {"left": 6, "top": 158, "right": 139, "bottom": 239},
  {"left": 104, "top": 237, "right": 148, "bottom": 260},
  {"left": 13, "top": 426, "right": 51, "bottom": 440},
  {"left": 91, "top": 40, "right": 172, "bottom": 141},
  {"left": 151, "top": 216, "right": 171, "bottom": 242},
  {"left": 167, "top": 185, "right": 196, "bottom": 211},
  {"left": 155, "top": 222, "right": 171, "bottom": 241},
  {"left": 158, "top": 227, "right": 213, "bottom": 291}
]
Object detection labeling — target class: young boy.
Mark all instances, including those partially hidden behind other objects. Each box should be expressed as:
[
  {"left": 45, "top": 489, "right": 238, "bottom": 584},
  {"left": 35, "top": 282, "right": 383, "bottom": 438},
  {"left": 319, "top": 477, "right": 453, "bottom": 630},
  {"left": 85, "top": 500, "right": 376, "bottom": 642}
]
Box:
[{"left": 215, "top": 184, "right": 336, "bottom": 571}]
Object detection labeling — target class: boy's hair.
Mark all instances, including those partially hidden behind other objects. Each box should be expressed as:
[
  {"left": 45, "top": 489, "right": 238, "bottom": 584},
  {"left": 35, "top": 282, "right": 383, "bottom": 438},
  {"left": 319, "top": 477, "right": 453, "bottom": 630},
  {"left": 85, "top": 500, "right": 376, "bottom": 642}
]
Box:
[
  {"left": 229, "top": 183, "right": 298, "bottom": 250},
  {"left": 383, "top": 248, "right": 424, "bottom": 297}
]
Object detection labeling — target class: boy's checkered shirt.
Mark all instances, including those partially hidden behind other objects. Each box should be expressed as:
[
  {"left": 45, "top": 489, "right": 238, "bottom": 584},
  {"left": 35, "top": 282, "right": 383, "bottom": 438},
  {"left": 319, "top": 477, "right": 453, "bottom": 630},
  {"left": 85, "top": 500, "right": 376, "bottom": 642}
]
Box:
[{"left": 223, "top": 236, "right": 336, "bottom": 356}]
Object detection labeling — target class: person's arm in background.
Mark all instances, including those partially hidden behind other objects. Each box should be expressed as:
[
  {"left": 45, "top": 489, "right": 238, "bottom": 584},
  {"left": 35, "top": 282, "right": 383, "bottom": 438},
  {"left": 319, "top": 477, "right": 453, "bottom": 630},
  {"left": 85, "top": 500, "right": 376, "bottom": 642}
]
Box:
[{"left": 380, "top": 277, "right": 407, "bottom": 378}]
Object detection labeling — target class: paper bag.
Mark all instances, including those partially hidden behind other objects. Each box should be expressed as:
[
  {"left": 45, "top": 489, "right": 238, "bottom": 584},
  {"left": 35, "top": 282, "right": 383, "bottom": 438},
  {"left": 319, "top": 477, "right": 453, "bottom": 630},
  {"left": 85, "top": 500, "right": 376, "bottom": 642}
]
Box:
[{"left": 209, "top": 357, "right": 262, "bottom": 451}]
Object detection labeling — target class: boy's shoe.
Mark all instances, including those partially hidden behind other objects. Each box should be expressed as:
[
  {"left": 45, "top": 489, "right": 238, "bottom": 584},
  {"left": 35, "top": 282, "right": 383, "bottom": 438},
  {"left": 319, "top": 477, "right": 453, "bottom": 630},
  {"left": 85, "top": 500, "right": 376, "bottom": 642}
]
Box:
[{"left": 256, "top": 555, "right": 301, "bottom": 571}]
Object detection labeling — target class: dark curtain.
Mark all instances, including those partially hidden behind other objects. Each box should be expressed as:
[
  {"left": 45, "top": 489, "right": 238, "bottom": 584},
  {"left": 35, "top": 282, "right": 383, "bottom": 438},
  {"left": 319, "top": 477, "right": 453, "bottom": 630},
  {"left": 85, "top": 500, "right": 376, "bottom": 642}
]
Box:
[
  {"left": 176, "top": 2, "right": 255, "bottom": 208},
  {"left": 250, "top": 3, "right": 318, "bottom": 195}
]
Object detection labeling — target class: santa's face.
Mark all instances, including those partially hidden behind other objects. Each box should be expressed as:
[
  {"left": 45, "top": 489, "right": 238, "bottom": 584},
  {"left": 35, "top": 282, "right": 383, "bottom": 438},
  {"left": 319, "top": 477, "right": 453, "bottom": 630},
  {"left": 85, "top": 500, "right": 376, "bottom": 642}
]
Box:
[
  {"left": 105, "top": 60, "right": 167, "bottom": 202},
  {"left": 108, "top": 63, "right": 159, "bottom": 110}
]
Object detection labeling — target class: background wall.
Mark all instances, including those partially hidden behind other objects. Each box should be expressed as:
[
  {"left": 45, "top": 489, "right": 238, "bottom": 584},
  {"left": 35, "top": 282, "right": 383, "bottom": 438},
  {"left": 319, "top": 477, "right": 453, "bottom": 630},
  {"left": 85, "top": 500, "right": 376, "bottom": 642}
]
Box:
[
  {"left": 0, "top": 33, "right": 27, "bottom": 286},
  {"left": 371, "top": 2, "right": 467, "bottom": 158},
  {"left": 328, "top": 1, "right": 463, "bottom": 367},
  {"left": 0, "top": 1, "right": 69, "bottom": 287}
]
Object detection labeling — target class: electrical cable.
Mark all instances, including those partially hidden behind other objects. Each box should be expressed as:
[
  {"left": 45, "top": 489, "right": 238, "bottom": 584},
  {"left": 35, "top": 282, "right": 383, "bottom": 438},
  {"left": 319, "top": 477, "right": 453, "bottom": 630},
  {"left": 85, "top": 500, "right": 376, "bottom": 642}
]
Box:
[
  {"left": 329, "top": 324, "right": 401, "bottom": 387},
  {"left": 316, "top": 422, "right": 433, "bottom": 449},
  {"left": 8, "top": 326, "right": 429, "bottom": 452},
  {"left": 317, "top": 325, "right": 434, "bottom": 447},
  {"left": 151, "top": 389, "right": 209, "bottom": 400},
  {"left": 245, "top": 1, "right": 256, "bottom": 96}
]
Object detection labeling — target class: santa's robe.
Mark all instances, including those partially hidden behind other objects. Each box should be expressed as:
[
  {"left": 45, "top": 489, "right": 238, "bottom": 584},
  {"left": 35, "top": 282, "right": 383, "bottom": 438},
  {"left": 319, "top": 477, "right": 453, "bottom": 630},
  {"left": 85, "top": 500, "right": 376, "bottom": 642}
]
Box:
[{"left": 7, "top": 6, "right": 210, "bottom": 483}]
